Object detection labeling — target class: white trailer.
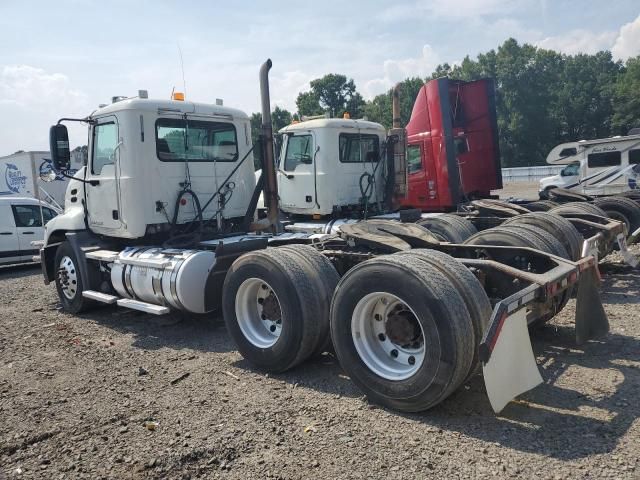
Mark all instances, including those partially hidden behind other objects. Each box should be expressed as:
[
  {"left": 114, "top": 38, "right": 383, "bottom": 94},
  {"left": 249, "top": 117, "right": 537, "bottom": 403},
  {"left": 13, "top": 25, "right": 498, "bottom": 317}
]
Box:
[{"left": 0, "top": 151, "right": 81, "bottom": 208}]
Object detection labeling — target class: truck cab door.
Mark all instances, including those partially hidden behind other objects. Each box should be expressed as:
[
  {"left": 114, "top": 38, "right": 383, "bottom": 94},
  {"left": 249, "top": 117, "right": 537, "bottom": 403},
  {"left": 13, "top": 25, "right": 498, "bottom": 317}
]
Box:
[
  {"left": 278, "top": 133, "right": 317, "bottom": 212},
  {"left": 406, "top": 143, "right": 429, "bottom": 208},
  {"left": 85, "top": 118, "right": 123, "bottom": 232},
  {"left": 0, "top": 204, "right": 20, "bottom": 263}
]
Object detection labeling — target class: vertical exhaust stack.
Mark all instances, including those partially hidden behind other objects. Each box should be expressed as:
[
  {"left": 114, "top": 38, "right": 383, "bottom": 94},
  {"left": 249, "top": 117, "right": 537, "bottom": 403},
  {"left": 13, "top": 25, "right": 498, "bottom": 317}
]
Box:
[
  {"left": 392, "top": 83, "right": 402, "bottom": 129},
  {"left": 389, "top": 83, "right": 407, "bottom": 208},
  {"left": 259, "top": 59, "right": 281, "bottom": 233}
]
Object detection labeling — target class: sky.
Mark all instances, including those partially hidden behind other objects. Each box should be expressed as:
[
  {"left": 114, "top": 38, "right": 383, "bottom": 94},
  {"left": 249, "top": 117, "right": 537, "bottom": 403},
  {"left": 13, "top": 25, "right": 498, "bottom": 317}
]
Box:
[{"left": 1, "top": 0, "right": 639, "bottom": 155}]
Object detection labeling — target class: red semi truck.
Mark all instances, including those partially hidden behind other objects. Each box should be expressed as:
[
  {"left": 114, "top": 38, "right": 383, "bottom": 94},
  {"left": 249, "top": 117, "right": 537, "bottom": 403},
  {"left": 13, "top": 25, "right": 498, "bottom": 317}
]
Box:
[{"left": 401, "top": 77, "right": 502, "bottom": 211}]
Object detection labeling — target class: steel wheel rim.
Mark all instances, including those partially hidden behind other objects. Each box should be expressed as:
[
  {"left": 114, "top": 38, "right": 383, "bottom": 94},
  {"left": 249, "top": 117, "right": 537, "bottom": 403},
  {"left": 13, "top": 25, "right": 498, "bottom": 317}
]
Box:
[
  {"left": 235, "top": 278, "right": 283, "bottom": 348},
  {"left": 351, "top": 292, "right": 425, "bottom": 380},
  {"left": 58, "top": 255, "right": 78, "bottom": 300}
]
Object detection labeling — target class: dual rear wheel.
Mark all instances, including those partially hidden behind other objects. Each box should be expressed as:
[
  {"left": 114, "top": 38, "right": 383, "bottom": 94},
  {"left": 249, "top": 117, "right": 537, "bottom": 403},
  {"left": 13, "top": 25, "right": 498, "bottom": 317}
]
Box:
[{"left": 223, "top": 246, "right": 489, "bottom": 412}]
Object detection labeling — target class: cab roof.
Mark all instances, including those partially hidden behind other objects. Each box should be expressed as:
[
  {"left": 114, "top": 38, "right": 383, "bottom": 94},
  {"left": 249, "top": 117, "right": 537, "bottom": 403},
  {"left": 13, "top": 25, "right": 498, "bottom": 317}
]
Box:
[
  {"left": 90, "top": 97, "right": 249, "bottom": 121},
  {"left": 279, "top": 118, "right": 385, "bottom": 134}
]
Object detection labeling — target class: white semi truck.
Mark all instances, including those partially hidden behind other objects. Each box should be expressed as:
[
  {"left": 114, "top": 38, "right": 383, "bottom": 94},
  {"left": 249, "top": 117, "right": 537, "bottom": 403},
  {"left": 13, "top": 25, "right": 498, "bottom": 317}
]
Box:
[{"left": 40, "top": 59, "right": 611, "bottom": 414}]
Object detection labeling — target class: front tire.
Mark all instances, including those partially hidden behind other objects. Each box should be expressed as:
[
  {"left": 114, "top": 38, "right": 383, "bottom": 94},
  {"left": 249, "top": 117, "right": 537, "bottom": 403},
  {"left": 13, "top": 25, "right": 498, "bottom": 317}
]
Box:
[{"left": 54, "top": 241, "right": 91, "bottom": 314}]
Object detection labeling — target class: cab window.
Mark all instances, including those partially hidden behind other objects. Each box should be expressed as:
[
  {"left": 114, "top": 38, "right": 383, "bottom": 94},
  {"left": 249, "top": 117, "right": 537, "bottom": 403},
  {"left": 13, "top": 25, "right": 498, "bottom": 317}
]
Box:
[
  {"left": 156, "top": 119, "right": 238, "bottom": 162},
  {"left": 283, "top": 135, "right": 313, "bottom": 171},
  {"left": 407, "top": 145, "right": 422, "bottom": 174},
  {"left": 92, "top": 122, "right": 118, "bottom": 175},
  {"left": 629, "top": 149, "right": 640, "bottom": 165},
  {"left": 11, "top": 205, "right": 56, "bottom": 227},
  {"left": 339, "top": 134, "right": 380, "bottom": 163}
]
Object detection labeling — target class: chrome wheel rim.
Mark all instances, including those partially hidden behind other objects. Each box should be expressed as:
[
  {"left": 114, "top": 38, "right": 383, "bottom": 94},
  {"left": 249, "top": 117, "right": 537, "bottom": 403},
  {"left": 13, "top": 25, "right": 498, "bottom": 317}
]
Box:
[
  {"left": 235, "top": 278, "right": 282, "bottom": 348},
  {"left": 351, "top": 292, "right": 425, "bottom": 380},
  {"left": 58, "top": 255, "right": 78, "bottom": 300}
]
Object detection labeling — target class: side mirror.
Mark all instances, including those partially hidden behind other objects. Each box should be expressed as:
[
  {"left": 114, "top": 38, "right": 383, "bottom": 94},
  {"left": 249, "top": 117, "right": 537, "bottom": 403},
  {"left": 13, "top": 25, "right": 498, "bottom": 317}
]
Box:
[{"left": 49, "top": 124, "right": 71, "bottom": 171}]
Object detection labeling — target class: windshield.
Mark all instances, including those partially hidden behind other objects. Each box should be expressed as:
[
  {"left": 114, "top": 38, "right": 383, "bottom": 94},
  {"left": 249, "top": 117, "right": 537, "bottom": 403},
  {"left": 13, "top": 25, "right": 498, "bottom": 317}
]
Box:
[{"left": 563, "top": 163, "right": 579, "bottom": 176}]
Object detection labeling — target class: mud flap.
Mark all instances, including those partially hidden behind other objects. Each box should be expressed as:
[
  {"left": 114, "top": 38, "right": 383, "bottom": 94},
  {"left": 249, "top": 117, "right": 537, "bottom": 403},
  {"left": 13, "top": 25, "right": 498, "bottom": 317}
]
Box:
[
  {"left": 482, "top": 308, "right": 543, "bottom": 414},
  {"left": 575, "top": 266, "right": 609, "bottom": 344},
  {"left": 616, "top": 233, "right": 639, "bottom": 268}
]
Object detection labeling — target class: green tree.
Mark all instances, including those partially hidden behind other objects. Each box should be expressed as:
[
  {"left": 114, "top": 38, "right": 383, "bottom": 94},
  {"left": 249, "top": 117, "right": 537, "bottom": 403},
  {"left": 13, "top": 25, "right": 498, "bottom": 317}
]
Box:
[
  {"left": 296, "top": 74, "right": 365, "bottom": 118},
  {"left": 271, "top": 106, "right": 292, "bottom": 132},
  {"left": 363, "top": 77, "right": 425, "bottom": 128},
  {"left": 612, "top": 55, "right": 640, "bottom": 134}
]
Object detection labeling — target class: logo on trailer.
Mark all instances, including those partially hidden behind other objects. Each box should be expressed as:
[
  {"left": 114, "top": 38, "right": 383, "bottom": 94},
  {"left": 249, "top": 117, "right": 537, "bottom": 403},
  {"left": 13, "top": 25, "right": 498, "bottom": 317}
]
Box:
[
  {"left": 0, "top": 163, "right": 28, "bottom": 195},
  {"left": 39, "top": 158, "right": 76, "bottom": 181}
]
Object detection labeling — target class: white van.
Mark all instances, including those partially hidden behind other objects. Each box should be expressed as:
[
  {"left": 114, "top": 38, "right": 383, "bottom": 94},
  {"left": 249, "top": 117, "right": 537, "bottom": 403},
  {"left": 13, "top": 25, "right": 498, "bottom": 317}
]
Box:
[
  {"left": 0, "top": 197, "right": 60, "bottom": 265},
  {"left": 539, "top": 134, "right": 640, "bottom": 198}
]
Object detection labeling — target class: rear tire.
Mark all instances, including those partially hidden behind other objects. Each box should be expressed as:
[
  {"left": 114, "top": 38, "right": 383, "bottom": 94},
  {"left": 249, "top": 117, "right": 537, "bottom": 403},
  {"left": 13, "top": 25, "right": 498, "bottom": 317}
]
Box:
[
  {"left": 417, "top": 214, "right": 477, "bottom": 243},
  {"left": 54, "top": 241, "right": 92, "bottom": 314},
  {"left": 524, "top": 200, "right": 558, "bottom": 212},
  {"left": 550, "top": 202, "right": 608, "bottom": 218},
  {"left": 393, "top": 249, "right": 491, "bottom": 381},
  {"left": 277, "top": 244, "right": 339, "bottom": 355},
  {"left": 504, "top": 212, "right": 583, "bottom": 261},
  {"left": 464, "top": 224, "right": 571, "bottom": 327},
  {"left": 593, "top": 196, "right": 640, "bottom": 237},
  {"left": 222, "top": 248, "right": 324, "bottom": 372},
  {"left": 330, "top": 254, "right": 475, "bottom": 412}
]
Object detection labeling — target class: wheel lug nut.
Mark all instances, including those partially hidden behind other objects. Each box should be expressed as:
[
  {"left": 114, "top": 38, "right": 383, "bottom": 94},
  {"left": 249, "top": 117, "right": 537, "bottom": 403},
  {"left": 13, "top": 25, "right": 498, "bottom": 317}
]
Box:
[
  {"left": 269, "top": 325, "right": 276, "bottom": 332},
  {"left": 408, "top": 356, "right": 416, "bottom": 365},
  {"left": 257, "top": 298, "right": 264, "bottom": 304},
  {"left": 374, "top": 314, "right": 381, "bottom": 321},
  {"left": 261, "top": 284, "right": 268, "bottom": 290},
  {"left": 378, "top": 333, "right": 386, "bottom": 342},
  {"left": 261, "top": 314, "right": 266, "bottom": 320},
  {"left": 390, "top": 349, "right": 398, "bottom": 358}
]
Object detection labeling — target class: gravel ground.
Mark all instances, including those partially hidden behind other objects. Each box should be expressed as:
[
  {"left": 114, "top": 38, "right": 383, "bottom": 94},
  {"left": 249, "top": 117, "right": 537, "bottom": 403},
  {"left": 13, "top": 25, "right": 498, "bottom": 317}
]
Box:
[
  {"left": 1, "top": 245, "right": 639, "bottom": 480},
  {"left": 493, "top": 181, "right": 540, "bottom": 200}
]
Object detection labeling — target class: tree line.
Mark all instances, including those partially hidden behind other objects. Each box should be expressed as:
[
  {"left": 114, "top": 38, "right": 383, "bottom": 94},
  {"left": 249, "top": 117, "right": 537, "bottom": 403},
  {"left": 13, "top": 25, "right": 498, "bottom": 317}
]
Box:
[{"left": 252, "top": 38, "right": 640, "bottom": 168}]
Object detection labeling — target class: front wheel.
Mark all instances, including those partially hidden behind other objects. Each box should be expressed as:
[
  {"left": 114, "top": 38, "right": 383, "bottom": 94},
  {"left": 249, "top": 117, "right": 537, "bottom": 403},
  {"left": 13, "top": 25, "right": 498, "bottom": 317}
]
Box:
[{"left": 54, "top": 241, "right": 91, "bottom": 313}]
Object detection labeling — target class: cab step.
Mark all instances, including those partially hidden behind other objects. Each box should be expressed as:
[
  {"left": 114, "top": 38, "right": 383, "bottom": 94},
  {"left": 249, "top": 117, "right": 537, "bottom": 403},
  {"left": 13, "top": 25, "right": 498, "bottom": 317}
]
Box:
[
  {"left": 82, "top": 290, "right": 118, "bottom": 304},
  {"left": 85, "top": 250, "right": 120, "bottom": 262},
  {"left": 116, "top": 298, "right": 169, "bottom": 315}
]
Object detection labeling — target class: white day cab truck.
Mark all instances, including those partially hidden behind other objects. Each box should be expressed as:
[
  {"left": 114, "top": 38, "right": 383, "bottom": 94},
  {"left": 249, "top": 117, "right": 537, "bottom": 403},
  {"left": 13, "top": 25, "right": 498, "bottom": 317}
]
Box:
[{"left": 41, "top": 59, "right": 613, "bottom": 414}]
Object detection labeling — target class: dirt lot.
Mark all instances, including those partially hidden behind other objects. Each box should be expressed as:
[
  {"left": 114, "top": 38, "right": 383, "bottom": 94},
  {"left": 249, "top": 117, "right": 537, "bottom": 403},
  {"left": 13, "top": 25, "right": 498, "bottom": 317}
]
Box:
[{"left": 1, "top": 246, "right": 639, "bottom": 480}]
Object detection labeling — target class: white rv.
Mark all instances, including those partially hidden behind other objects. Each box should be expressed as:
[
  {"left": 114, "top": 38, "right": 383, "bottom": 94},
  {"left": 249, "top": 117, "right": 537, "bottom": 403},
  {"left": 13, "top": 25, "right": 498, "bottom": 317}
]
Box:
[
  {"left": 0, "top": 150, "right": 82, "bottom": 208},
  {"left": 539, "top": 134, "right": 640, "bottom": 198}
]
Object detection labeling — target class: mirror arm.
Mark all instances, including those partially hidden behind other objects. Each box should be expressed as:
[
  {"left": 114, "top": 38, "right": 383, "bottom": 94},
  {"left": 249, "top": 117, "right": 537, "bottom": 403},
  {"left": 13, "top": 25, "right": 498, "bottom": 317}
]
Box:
[{"left": 57, "top": 117, "right": 95, "bottom": 125}]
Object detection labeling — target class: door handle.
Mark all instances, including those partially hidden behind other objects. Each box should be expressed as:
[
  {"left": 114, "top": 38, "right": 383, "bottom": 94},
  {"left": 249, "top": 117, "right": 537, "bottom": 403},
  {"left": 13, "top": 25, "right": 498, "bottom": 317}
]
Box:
[
  {"left": 0, "top": 232, "right": 13, "bottom": 235},
  {"left": 22, "top": 231, "right": 35, "bottom": 235}
]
